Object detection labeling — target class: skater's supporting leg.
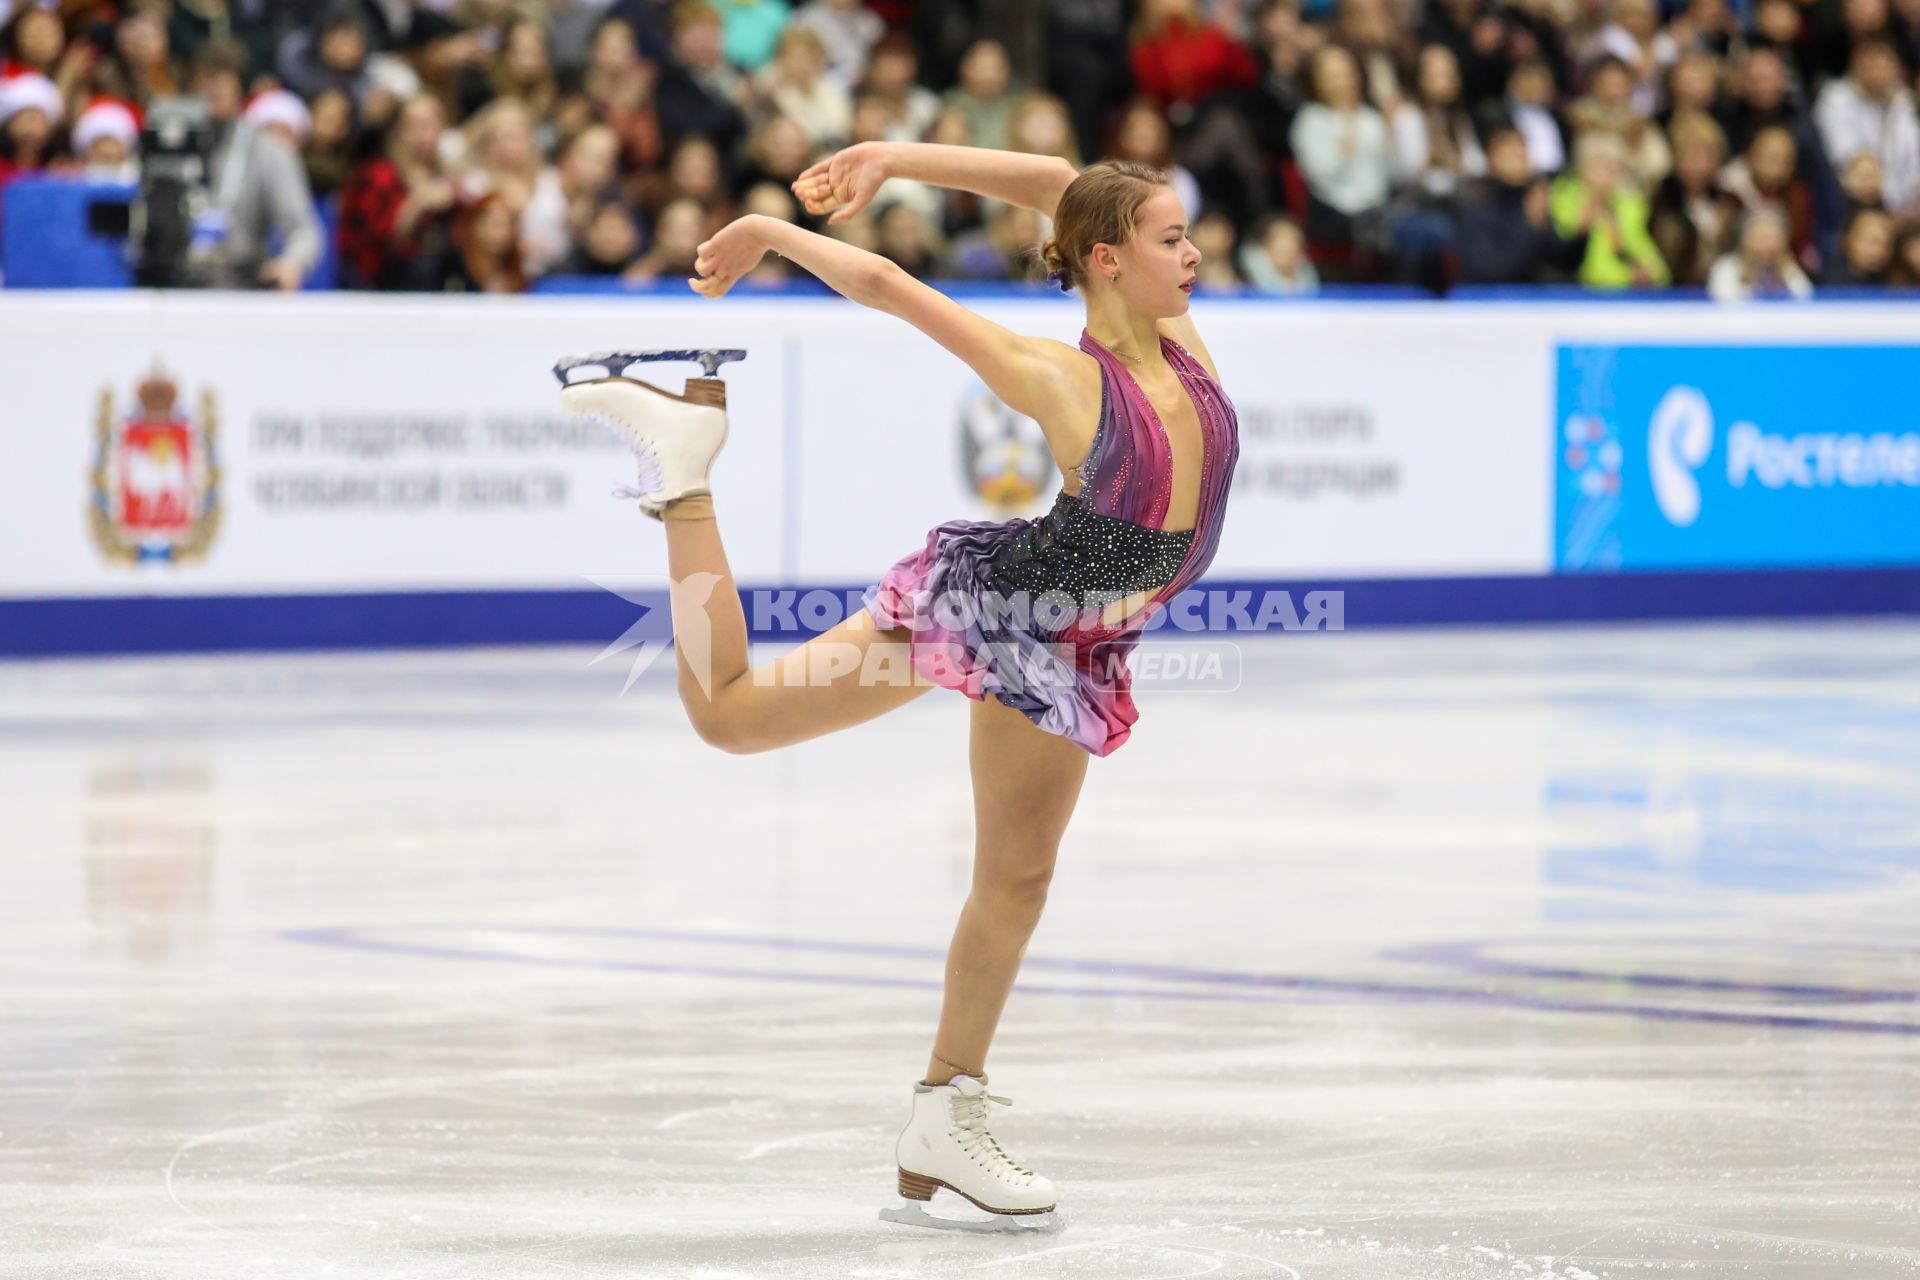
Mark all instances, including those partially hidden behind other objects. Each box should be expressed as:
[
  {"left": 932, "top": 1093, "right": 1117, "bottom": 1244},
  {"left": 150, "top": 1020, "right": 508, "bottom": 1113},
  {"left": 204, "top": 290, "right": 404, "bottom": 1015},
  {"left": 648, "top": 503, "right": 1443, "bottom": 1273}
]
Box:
[
  {"left": 925, "top": 692, "right": 1089, "bottom": 1085},
  {"left": 662, "top": 498, "right": 936, "bottom": 754}
]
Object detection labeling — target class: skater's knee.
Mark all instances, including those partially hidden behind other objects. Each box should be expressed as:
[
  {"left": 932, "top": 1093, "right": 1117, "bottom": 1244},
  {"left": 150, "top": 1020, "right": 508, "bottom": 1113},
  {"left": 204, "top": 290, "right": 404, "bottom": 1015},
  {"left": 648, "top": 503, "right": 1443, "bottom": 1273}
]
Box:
[{"left": 973, "top": 858, "right": 1056, "bottom": 924}]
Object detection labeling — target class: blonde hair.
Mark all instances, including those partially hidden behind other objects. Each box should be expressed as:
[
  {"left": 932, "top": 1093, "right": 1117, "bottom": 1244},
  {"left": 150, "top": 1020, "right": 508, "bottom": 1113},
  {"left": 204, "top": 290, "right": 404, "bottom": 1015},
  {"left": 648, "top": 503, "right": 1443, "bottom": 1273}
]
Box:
[{"left": 1038, "top": 160, "right": 1171, "bottom": 293}]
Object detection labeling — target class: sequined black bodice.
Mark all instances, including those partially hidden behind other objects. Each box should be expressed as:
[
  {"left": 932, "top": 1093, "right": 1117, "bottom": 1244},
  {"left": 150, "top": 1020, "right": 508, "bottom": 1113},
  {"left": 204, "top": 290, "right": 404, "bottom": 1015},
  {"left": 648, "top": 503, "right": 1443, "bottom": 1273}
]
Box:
[{"left": 986, "top": 490, "right": 1194, "bottom": 609}]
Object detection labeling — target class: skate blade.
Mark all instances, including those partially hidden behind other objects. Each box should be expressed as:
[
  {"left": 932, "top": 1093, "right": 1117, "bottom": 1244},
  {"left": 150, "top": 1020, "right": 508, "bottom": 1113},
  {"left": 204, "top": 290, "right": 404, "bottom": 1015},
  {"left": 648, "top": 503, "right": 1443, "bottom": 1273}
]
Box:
[{"left": 878, "top": 1200, "right": 1064, "bottom": 1235}]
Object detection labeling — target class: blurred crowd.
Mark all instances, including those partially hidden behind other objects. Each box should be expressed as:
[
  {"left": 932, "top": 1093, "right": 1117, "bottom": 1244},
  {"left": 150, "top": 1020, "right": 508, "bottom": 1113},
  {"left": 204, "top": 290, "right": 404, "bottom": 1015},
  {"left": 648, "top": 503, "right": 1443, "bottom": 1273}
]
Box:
[{"left": 3, "top": 0, "right": 1919, "bottom": 298}]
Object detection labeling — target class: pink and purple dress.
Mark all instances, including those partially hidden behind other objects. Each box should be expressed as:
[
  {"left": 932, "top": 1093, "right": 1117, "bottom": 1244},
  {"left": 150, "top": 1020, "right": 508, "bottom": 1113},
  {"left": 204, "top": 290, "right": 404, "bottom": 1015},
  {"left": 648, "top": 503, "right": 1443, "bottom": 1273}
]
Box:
[{"left": 863, "top": 330, "right": 1240, "bottom": 756}]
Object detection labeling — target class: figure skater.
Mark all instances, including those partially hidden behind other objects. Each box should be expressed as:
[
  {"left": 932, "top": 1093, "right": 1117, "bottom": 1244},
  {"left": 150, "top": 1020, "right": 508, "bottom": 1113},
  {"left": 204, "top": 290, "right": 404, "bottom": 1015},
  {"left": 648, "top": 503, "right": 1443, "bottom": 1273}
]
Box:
[{"left": 552, "top": 141, "right": 1239, "bottom": 1226}]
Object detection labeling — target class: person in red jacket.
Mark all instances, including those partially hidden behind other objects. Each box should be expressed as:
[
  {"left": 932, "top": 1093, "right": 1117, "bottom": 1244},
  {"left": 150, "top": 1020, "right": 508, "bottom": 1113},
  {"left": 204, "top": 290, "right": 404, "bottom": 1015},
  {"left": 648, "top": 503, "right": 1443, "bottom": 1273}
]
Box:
[{"left": 1130, "top": 0, "right": 1261, "bottom": 114}]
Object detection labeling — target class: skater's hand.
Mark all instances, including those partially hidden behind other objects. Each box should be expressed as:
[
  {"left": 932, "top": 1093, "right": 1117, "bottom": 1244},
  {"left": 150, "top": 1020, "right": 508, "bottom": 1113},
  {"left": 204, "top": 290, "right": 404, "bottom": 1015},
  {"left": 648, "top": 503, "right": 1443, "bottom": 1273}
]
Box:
[
  {"left": 689, "top": 214, "right": 771, "bottom": 298},
  {"left": 792, "top": 141, "right": 893, "bottom": 223}
]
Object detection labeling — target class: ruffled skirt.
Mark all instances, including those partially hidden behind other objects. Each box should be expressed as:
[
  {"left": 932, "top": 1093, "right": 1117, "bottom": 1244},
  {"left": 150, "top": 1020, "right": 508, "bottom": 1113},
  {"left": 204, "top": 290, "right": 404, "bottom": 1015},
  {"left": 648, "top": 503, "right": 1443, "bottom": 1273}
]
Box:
[{"left": 861, "top": 511, "right": 1146, "bottom": 757}]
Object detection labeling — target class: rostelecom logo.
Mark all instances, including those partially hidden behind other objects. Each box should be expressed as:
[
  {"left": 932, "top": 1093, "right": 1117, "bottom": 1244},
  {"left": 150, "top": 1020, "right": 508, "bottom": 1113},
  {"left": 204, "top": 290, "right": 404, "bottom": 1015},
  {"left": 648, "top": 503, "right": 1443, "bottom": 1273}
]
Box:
[{"left": 1648, "top": 385, "right": 1713, "bottom": 528}]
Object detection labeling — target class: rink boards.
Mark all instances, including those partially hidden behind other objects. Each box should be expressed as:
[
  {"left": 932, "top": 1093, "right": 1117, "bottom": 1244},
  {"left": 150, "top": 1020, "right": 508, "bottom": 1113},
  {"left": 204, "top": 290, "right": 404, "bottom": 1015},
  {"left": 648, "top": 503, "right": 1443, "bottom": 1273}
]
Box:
[{"left": 1, "top": 292, "right": 1917, "bottom": 654}]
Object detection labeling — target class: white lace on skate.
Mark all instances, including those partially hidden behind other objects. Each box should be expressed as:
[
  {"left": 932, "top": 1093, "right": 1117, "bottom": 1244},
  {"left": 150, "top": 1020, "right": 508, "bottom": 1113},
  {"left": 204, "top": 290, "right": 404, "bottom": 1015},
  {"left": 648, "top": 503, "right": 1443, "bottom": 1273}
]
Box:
[
  {"left": 951, "top": 1087, "right": 1039, "bottom": 1188},
  {"left": 574, "top": 407, "right": 666, "bottom": 507}
]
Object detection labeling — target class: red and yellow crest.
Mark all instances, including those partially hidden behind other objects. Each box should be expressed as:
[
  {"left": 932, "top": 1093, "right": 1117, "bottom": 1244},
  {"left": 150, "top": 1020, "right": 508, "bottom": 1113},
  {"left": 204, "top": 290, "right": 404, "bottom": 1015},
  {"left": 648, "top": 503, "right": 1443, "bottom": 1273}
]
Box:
[{"left": 89, "top": 368, "right": 221, "bottom": 564}]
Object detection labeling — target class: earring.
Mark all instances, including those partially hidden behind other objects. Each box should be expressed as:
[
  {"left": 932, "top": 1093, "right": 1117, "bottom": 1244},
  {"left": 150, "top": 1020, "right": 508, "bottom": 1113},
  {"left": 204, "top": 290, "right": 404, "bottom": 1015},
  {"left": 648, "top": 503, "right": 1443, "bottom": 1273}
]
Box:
[{"left": 1109, "top": 271, "right": 1119, "bottom": 283}]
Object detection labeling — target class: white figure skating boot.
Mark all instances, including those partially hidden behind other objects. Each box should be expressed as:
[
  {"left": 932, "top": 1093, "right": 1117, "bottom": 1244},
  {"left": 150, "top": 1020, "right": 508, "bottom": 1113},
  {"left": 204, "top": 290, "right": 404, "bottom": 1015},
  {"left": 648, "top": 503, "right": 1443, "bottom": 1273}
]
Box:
[
  {"left": 552, "top": 349, "right": 745, "bottom": 520},
  {"left": 879, "top": 1073, "right": 1062, "bottom": 1233}
]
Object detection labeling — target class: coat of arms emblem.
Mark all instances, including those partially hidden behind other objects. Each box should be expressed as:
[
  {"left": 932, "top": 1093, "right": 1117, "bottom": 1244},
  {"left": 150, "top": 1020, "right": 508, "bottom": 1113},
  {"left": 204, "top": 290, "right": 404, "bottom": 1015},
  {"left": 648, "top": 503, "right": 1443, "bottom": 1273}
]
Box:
[{"left": 89, "top": 368, "right": 221, "bottom": 564}]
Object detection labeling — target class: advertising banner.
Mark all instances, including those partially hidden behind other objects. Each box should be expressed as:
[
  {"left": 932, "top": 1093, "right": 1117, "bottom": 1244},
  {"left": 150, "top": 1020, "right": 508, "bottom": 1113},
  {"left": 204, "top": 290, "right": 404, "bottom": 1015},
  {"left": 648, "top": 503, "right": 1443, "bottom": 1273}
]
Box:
[{"left": 1556, "top": 344, "right": 1920, "bottom": 571}]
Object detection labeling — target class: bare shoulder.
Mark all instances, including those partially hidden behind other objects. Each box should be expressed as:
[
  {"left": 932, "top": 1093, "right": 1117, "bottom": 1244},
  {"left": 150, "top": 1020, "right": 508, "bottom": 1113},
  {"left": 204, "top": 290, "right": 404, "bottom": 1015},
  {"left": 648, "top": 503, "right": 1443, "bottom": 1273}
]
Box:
[{"left": 1157, "top": 313, "right": 1221, "bottom": 381}]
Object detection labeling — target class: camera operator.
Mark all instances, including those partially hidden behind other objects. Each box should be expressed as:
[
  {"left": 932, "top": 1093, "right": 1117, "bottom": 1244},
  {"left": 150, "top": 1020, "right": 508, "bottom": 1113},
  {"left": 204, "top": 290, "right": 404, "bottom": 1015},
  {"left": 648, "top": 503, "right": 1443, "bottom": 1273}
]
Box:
[{"left": 185, "top": 40, "right": 322, "bottom": 290}]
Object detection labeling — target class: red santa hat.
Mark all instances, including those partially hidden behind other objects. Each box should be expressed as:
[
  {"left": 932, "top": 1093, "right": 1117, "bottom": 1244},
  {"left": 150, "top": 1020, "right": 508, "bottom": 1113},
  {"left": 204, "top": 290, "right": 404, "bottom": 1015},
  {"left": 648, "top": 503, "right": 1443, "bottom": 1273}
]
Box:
[
  {"left": 241, "top": 89, "right": 312, "bottom": 143},
  {"left": 0, "top": 72, "right": 62, "bottom": 128},
  {"left": 73, "top": 99, "right": 140, "bottom": 153}
]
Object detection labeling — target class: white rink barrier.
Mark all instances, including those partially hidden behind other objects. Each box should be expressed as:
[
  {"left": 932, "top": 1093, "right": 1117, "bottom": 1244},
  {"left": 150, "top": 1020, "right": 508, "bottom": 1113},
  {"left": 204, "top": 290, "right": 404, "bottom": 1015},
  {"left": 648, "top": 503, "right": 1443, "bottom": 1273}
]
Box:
[{"left": 2, "top": 292, "right": 1917, "bottom": 652}]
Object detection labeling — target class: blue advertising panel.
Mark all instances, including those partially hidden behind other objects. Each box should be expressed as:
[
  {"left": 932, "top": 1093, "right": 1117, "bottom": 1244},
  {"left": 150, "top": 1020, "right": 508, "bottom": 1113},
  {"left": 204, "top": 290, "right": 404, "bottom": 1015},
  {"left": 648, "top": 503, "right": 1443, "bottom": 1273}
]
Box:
[{"left": 1555, "top": 344, "right": 1920, "bottom": 571}]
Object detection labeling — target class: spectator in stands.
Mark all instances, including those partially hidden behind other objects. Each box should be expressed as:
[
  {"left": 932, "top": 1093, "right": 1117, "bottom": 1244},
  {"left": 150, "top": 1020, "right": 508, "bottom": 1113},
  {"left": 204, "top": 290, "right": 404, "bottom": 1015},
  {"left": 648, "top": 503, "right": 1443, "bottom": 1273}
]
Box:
[
  {"left": 301, "top": 88, "right": 356, "bottom": 198},
  {"left": 0, "top": 71, "right": 60, "bottom": 193},
  {"left": 1339, "top": 0, "right": 1414, "bottom": 110},
  {"left": 1191, "top": 209, "right": 1242, "bottom": 285},
  {"left": 664, "top": 131, "right": 732, "bottom": 225},
  {"left": 1237, "top": 212, "right": 1319, "bottom": 292},
  {"left": 1748, "top": 0, "right": 1817, "bottom": 90},
  {"left": 1598, "top": 0, "right": 1678, "bottom": 115},
  {"left": 1814, "top": 37, "right": 1920, "bottom": 213},
  {"left": 405, "top": 12, "right": 494, "bottom": 124},
  {"left": 1839, "top": 148, "right": 1887, "bottom": 215},
  {"left": 656, "top": 1, "right": 749, "bottom": 154},
  {"left": 444, "top": 189, "right": 528, "bottom": 292},
  {"left": 91, "top": 7, "right": 178, "bottom": 111},
  {"left": 1649, "top": 111, "right": 1739, "bottom": 284},
  {"left": 70, "top": 98, "right": 139, "bottom": 182},
  {"left": 3, "top": 6, "right": 89, "bottom": 109},
  {"left": 1707, "top": 205, "right": 1812, "bottom": 297},
  {"left": 1457, "top": 124, "right": 1589, "bottom": 282},
  {"left": 1571, "top": 55, "right": 1672, "bottom": 187},
  {"left": 243, "top": 89, "right": 310, "bottom": 154},
  {"left": 1820, "top": 0, "right": 1901, "bottom": 82},
  {"left": 1109, "top": 97, "right": 1202, "bottom": 219},
  {"left": 1006, "top": 90, "right": 1082, "bottom": 166},
  {"left": 1423, "top": 0, "right": 1515, "bottom": 106},
  {"left": 547, "top": 0, "right": 610, "bottom": 75},
  {"left": 943, "top": 200, "right": 1044, "bottom": 279},
  {"left": 789, "top": 0, "right": 882, "bottom": 92},
  {"left": 720, "top": 0, "right": 791, "bottom": 72},
  {"left": 1821, "top": 205, "right": 1897, "bottom": 281},
  {"left": 560, "top": 196, "right": 645, "bottom": 275},
  {"left": 1290, "top": 43, "right": 1394, "bottom": 248},
  {"left": 1889, "top": 216, "right": 1920, "bottom": 282},
  {"left": 524, "top": 122, "right": 622, "bottom": 276},
  {"left": 1721, "top": 124, "right": 1820, "bottom": 268},
  {"left": 189, "top": 41, "right": 323, "bottom": 290},
  {"left": 1723, "top": 46, "right": 1799, "bottom": 154},
  {"left": 944, "top": 38, "right": 1017, "bottom": 152},
  {"left": 338, "top": 93, "right": 457, "bottom": 291},
  {"left": 623, "top": 192, "right": 703, "bottom": 279},
  {"left": 1550, "top": 129, "right": 1669, "bottom": 286},
  {"left": 758, "top": 25, "right": 850, "bottom": 148},
  {"left": 1671, "top": 0, "right": 1740, "bottom": 59},
  {"left": 1505, "top": 57, "right": 1569, "bottom": 174},
  {"left": 583, "top": 23, "right": 666, "bottom": 187},
  {"left": 1391, "top": 43, "right": 1487, "bottom": 199},
  {"left": 1129, "top": 0, "right": 1260, "bottom": 113},
  {"left": 491, "top": 16, "right": 560, "bottom": 132},
  {"left": 859, "top": 32, "right": 939, "bottom": 142},
  {"left": 872, "top": 196, "right": 938, "bottom": 276},
  {"left": 1660, "top": 49, "right": 1725, "bottom": 131},
  {"left": 277, "top": 5, "right": 375, "bottom": 106},
  {"left": 163, "top": 1, "right": 290, "bottom": 79},
  {"left": 460, "top": 95, "right": 545, "bottom": 211},
  {"left": 738, "top": 112, "right": 816, "bottom": 202}
]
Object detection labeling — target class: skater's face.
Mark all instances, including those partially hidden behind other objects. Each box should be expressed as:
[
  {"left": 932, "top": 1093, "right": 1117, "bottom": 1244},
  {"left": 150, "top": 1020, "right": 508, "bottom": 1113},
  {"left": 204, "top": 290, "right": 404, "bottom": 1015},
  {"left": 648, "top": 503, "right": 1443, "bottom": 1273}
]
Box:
[{"left": 1099, "top": 188, "right": 1201, "bottom": 319}]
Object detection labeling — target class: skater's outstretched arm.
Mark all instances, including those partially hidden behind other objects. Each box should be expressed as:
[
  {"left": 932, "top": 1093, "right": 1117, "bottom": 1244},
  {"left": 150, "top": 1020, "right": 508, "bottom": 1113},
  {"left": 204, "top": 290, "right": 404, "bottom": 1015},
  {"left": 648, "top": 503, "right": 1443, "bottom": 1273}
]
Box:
[
  {"left": 793, "top": 142, "right": 1079, "bottom": 224},
  {"left": 692, "top": 215, "right": 1092, "bottom": 436}
]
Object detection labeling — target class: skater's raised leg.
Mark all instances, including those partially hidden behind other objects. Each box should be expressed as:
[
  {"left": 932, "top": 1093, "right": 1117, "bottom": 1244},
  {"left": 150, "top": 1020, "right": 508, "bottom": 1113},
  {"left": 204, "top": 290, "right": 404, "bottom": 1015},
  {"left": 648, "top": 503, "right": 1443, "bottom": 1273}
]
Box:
[{"left": 560, "top": 354, "right": 934, "bottom": 755}]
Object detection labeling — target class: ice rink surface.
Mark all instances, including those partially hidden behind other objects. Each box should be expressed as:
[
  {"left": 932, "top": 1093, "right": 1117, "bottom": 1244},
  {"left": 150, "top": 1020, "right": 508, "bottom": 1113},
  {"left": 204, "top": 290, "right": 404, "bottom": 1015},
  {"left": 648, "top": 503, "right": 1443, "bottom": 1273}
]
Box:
[{"left": 3, "top": 621, "right": 1917, "bottom": 1279}]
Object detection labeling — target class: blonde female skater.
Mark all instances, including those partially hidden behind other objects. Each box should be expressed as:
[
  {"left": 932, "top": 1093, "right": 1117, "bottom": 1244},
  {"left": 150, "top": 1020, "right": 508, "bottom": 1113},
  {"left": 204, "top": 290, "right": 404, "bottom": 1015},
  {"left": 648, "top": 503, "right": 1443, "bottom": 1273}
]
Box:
[{"left": 553, "top": 142, "right": 1239, "bottom": 1224}]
